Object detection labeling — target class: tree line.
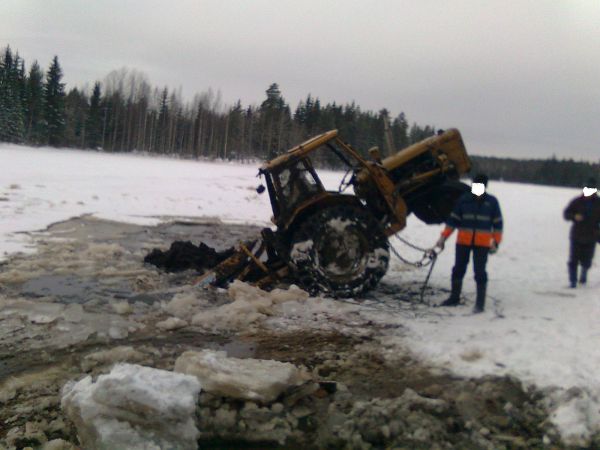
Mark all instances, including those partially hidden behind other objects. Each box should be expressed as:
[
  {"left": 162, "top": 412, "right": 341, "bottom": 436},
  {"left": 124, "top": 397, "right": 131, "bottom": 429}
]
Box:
[
  {"left": 0, "top": 46, "right": 434, "bottom": 162},
  {"left": 470, "top": 155, "right": 600, "bottom": 188},
  {"left": 1, "top": 45, "right": 598, "bottom": 187}
]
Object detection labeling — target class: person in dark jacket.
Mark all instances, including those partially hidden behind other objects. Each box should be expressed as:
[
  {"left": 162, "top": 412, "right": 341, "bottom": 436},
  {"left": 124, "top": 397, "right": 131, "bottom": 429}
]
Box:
[
  {"left": 563, "top": 177, "right": 600, "bottom": 287},
  {"left": 435, "top": 173, "right": 503, "bottom": 313}
]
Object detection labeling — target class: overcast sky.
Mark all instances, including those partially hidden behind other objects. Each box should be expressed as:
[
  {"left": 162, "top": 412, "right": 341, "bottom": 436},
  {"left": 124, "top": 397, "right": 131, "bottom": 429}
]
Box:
[{"left": 2, "top": 0, "right": 599, "bottom": 160}]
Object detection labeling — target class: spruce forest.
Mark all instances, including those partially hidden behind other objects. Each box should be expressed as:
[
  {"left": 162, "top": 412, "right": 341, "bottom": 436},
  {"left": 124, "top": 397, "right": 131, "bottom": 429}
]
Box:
[{"left": 1, "top": 46, "right": 598, "bottom": 187}]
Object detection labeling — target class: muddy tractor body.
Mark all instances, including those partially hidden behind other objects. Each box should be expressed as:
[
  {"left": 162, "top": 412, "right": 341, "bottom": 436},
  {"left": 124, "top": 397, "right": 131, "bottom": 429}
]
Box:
[{"left": 203, "top": 129, "right": 471, "bottom": 297}]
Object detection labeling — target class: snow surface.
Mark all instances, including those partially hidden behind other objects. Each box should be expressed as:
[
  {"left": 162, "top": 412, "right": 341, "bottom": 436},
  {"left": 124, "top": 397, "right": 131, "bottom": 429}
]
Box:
[
  {"left": 0, "top": 145, "right": 274, "bottom": 257},
  {"left": 2, "top": 143, "right": 600, "bottom": 444}
]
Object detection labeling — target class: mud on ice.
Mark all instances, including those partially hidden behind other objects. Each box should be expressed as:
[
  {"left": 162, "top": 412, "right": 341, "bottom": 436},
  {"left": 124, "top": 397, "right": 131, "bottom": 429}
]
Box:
[{"left": 0, "top": 216, "right": 574, "bottom": 449}]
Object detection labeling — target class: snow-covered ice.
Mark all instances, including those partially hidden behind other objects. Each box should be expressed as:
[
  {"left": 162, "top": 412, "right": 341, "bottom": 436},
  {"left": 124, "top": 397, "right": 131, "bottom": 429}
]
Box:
[
  {"left": 61, "top": 363, "right": 201, "bottom": 450},
  {"left": 2, "top": 142, "right": 600, "bottom": 444},
  {"left": 174, "top": 350, "right": 311, "bottom": 403},
  {"left": 161, "top": 280, "right": 361, "bottom": 335},
  {"left": 191, "top": 280, "right": 311, "bottom": 331}
]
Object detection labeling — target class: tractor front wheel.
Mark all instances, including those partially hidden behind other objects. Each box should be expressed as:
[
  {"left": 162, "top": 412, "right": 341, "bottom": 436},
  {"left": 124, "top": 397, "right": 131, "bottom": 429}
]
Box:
[{"left": 288, "top": 204, "right": 389, "bottom": 297}]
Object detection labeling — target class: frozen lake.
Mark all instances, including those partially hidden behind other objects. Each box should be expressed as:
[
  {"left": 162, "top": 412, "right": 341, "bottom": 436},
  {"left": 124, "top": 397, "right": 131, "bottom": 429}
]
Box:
[{"left": 1, "top": 143, "right": 599, "bottom": 444}]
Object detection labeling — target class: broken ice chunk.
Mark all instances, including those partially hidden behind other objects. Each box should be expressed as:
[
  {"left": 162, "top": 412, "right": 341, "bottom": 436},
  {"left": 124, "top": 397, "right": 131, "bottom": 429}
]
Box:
[
  {"left": 174, "top": 350, "right": 311, "bottom": 403},
  {"left": 61, "top": 363, "right": 201, "bottom": 450}
]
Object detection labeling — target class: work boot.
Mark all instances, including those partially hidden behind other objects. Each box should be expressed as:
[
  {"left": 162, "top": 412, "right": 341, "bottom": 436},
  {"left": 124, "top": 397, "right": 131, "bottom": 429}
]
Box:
[
  {"left": 580, "top": 268, "right": 588, "bottom": 285},
  {"left": 473, "top": 282, "right": 487, "bottom": 314},
  {"left": 440, "top": 280, "right": 462, "bottom": 306},
  {"left": 568, "top": 263, "right": 577, "bottom": 288}
]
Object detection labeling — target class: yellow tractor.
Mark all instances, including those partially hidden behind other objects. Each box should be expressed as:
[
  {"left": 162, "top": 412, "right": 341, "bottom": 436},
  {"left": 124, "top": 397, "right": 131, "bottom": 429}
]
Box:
[{"left": 201, "top": 129, "right": 471, "bottom": 297}]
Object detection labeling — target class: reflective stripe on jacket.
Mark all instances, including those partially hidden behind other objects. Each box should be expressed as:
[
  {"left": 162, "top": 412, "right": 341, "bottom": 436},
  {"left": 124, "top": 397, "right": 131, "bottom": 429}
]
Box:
[{"left": 441, "top": 192, "right": 503, "bottom": 248}]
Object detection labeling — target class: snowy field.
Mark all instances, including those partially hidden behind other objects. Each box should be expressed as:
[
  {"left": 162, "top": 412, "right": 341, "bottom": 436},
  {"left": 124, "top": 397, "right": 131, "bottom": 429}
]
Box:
[{"left": 1, "top": 143, "right": 599, "bottom": 444}]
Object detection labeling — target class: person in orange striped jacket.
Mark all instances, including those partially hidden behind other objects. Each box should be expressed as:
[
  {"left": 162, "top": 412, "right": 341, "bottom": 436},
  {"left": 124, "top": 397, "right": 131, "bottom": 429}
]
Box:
[{"left": 435, "top": 173, "right": 503, "bottom": 313}]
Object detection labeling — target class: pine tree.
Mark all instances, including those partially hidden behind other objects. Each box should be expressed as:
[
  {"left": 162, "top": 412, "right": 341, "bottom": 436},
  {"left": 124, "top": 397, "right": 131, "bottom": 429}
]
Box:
[
  {"left": 0, "top": 47, "right": 12, "bottom": 142},
  {"left": 408, "top": 123, "right": 435, "bottom": 144},
  {"left": 156, "top": 87, "right": 169, "bottom": 153},
  {"left": 85, "top": 82, "right": 103, "bottom": 149},
  {"left": 16, "top": 56, "right": 28, "bottom": 123},
  {"left": 293, "top": 100, "right": 305, "bottom": 126},
  {"left": 25, "top": 60, "right": 46, "bottom": 144},
  {"left": 392, "top": 112, "right": 409, "bottom": 149},
  {"left": 64, "top": 87, "right": 89, "bottom": 147},
  {"left": 305, "top": 97, "right": 321, "bottom": 135},
  {"left": 0, "top": 46, "right": 25, "bottom": 143},
  {"left": 261, "top": 83, "right": 283, "bottom": 110},
  {"left": 259, "top": 83, "right": 291, "bottom": 157},
  {"left": 224, "top": 100, "right": 244, "bottom": 160},
  {"left": 44, "top": 56, "right": 66, "bottom": 146}
]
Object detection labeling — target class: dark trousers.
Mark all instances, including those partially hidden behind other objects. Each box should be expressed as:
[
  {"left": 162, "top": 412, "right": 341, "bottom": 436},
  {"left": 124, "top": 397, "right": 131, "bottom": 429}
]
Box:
[
  {"left": 568, "top": 241, "right": 596, "bottom": 273},
  {"left": 452, "top": 244, "right": 489, "bottom": 284}
]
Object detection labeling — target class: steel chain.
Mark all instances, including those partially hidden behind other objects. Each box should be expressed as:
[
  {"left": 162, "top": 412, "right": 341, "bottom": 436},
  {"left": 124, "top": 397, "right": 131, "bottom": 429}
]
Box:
[
  {"left": 389, "top": 235, "right": 437, "bottom": 268},
  {"left": 389, "top": 235, "right": 442, "bottom": 304}
]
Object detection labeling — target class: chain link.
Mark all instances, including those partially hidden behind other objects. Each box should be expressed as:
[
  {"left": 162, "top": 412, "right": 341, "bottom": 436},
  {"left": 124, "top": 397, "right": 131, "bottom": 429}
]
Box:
[
  {"left": 394, "top": 235, "right": 432, "bottom": 252},
  {"left": 389, "top": 235, "right": 437, "bottom": 267},
  {"left": 389, "top": 235, "right": 441, "bottom": 304}
]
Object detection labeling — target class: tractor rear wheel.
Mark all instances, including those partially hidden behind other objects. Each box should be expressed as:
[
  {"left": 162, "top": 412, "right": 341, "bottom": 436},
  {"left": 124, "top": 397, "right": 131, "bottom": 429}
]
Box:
[{"left": 288, "top": 204, "right": 389, "bottom": 297}]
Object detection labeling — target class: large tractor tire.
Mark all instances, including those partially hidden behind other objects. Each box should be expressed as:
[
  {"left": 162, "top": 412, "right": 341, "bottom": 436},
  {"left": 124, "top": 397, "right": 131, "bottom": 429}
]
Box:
[{"left": 288, "top": 204, "right": 389, "bottom": 298}]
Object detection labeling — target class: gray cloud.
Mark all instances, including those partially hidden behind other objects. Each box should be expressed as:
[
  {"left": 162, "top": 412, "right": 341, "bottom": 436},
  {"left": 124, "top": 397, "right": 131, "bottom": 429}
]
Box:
[{"left": 2, "top": 0, "right": 599, "bottom": 160}]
